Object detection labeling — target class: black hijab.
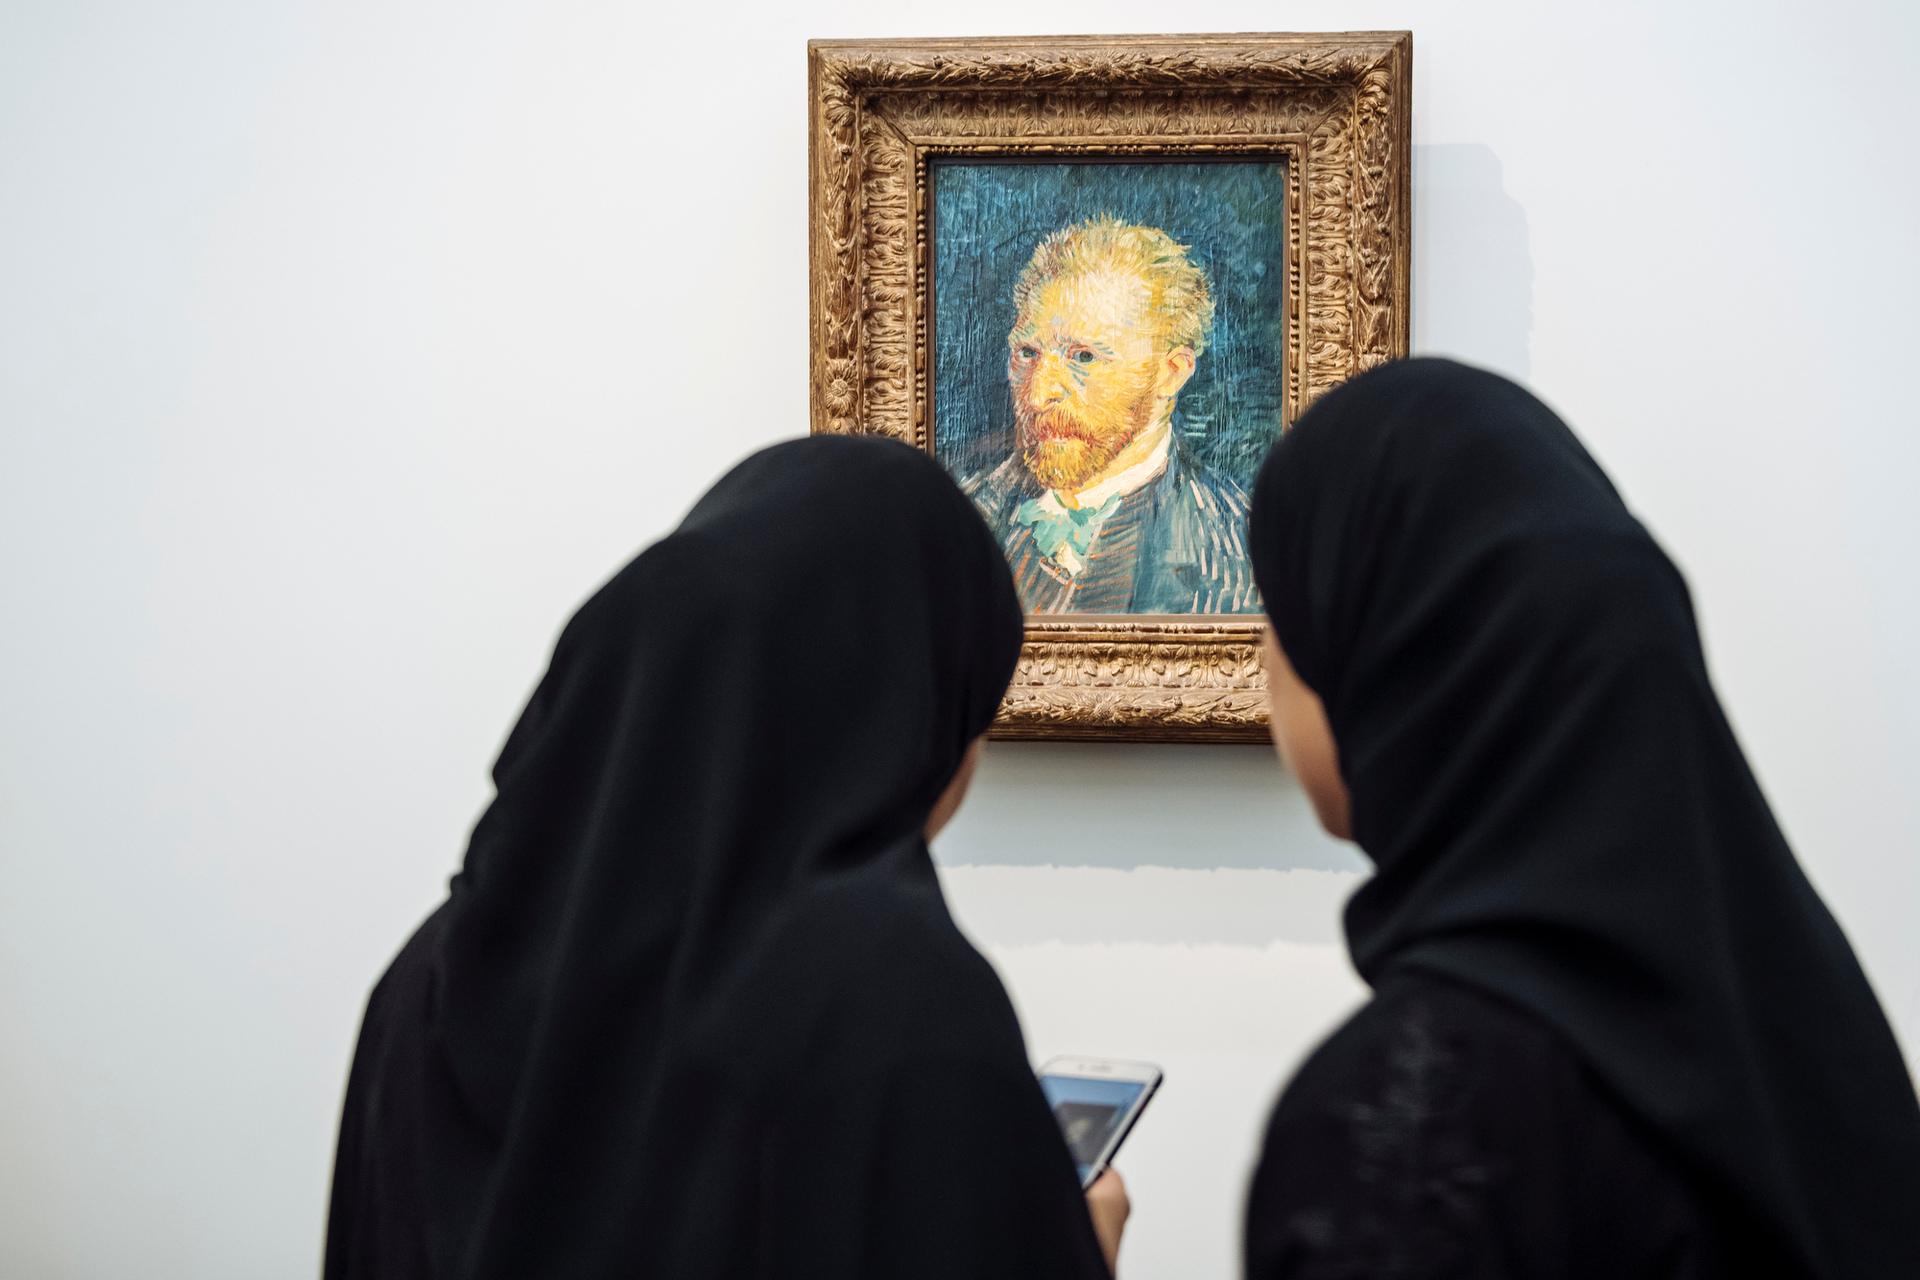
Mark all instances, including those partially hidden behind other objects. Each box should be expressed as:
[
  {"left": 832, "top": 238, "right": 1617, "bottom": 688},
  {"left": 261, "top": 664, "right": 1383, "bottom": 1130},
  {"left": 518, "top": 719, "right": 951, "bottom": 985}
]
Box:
[
  {"left": 1248, "top": 359, "right": 1920, "bottom": 1277},
  {"left": 329, "top": 436, "right": 1075, "bottom": 1277}
]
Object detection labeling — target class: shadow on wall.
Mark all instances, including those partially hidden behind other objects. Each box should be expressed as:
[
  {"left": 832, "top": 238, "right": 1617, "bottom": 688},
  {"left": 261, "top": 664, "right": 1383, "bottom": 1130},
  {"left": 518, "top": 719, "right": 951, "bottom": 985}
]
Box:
[
  {"left": 1414, "top": 143, "right": 1532, "bottom": 377},
  {"left": 937, "top": 741, "right": 1366, "bottom": 875}
]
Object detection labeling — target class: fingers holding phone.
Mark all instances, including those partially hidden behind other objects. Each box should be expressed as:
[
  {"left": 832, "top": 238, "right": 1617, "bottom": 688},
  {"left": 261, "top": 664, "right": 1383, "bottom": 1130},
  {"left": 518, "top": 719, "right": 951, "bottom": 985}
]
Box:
[{"left": 1084, "top": 1167, "right": 1130, "bottom": 1273}]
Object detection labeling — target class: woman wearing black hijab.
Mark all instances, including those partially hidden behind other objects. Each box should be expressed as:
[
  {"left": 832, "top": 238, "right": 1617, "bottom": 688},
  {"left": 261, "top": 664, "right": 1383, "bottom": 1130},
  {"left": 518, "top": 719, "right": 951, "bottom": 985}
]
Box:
[
  {"left": 1243, "top": 359, "right": 1920, "bottom": 1278},
  {"left": 324, "top": 437, "right": 1125, "bottom": 1278}
]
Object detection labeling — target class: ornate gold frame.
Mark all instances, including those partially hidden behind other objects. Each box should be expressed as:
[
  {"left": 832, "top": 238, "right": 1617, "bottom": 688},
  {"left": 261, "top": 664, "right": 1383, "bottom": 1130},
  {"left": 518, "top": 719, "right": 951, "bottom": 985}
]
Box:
[{"left": 808, "top": 32, "right": 1411, "bottom": 742}]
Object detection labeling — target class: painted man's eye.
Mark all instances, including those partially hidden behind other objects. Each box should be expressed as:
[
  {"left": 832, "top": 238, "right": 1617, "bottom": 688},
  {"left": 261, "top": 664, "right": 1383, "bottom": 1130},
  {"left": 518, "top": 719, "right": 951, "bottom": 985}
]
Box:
[
  {"left": 1016, "top": 345, "right": 1039, "bottom": 361},
  {"left": 1073, "top": 349, "right": 1097, "bottom": 364}
]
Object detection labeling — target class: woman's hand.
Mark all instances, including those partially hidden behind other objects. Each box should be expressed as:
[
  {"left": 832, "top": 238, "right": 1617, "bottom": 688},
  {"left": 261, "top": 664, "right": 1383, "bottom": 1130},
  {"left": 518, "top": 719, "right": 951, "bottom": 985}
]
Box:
[{"left": 1084, "top": 1168, "right": 1130, "bottom": 1274}]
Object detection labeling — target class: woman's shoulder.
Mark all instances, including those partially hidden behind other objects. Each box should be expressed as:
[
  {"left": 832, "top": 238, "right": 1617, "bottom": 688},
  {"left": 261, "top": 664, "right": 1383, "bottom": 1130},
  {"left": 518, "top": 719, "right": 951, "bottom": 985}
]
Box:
[
  {"left": 1266, "top": 969, "right": 1668, "bottom": 1179},
  {"left": 1260, "top": 971, "right": 1577, "bottom": 1211},
  {"left": 1250, "top": 971, "right": 1723, "bottom": 1277},
  {"left": 699, "top": 871, "right": 1027, "bottom": 1081},
  {"left": 1276, "top": 971, "right": 1569, "bottom": 1113},
  {"left": 766, "top": 870, "right": 993, "bottom": 985}
]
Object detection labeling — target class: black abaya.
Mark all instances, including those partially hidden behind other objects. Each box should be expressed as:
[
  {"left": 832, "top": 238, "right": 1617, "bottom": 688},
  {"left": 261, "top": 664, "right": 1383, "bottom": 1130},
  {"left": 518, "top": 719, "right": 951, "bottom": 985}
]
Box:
[
  {"left": 1245, "top": 974, "right": 1742, "bottom": 1277},
  {"left": 324, "top": 437, "right": 1109, "bottom": 1279},
  {"left": 1244, "top": 359, "right": 1920, "bottom": 1278}
]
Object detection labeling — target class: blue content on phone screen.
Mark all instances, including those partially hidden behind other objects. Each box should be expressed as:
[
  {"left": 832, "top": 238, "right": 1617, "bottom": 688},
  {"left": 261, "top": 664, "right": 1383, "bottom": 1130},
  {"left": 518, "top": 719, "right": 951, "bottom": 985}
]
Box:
[{"left": 1040, "top": 1075, "right": 1146, "bottom": 1184}]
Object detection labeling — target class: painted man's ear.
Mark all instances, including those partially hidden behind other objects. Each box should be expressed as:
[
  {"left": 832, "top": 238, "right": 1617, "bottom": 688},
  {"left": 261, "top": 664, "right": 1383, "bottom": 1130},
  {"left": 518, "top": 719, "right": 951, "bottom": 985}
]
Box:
[{"left": 1158, "top": 346, "right": 1198, "bottom": 397}]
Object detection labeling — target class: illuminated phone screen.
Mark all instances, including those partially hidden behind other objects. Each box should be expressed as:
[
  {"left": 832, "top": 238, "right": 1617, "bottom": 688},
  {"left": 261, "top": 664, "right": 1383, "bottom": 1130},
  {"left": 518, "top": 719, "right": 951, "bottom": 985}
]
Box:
[{"left": 1039, "top": 1074, "right": 1148, "bottom": 1184}]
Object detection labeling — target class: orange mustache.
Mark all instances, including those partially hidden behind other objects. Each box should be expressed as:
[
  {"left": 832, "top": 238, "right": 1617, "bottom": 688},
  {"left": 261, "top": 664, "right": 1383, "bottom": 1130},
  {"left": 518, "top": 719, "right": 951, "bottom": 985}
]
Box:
[
  {"left": 1017, "top": 405, "right": 1107, "bottom": 447},
  {"left": 1016, "top": 402, "right": 1141, "bottom": 491}
]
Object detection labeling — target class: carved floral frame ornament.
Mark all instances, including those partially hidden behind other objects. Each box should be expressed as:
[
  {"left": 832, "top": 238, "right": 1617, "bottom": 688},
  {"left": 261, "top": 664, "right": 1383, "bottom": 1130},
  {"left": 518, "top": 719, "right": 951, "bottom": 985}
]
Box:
[{"left": 808, "top": 32, "right": 1411, "bottom": 742}]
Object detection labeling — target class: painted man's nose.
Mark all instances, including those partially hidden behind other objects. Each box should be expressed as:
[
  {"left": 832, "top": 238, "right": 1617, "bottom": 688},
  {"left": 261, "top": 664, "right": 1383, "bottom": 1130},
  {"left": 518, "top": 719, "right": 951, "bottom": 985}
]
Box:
[{"left": 1025, "top": 360, "right": 1070, "bottom": 409}]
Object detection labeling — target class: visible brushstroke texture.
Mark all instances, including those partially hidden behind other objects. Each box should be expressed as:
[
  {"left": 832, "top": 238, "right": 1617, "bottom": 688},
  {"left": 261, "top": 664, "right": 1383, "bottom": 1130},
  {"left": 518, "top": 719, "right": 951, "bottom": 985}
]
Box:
[{"left": 932, "top": 161, "right": 1287, "bottom": 615}]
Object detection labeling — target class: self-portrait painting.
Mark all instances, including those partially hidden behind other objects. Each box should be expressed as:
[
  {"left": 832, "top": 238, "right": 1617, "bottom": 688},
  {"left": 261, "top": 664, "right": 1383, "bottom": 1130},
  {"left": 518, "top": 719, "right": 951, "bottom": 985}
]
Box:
[
  {"left": 933, "top": 161, "right": 1287, "bottom": 616},
  {"left": 808, "top": 34, "right": 1410, "bottom": 739}
]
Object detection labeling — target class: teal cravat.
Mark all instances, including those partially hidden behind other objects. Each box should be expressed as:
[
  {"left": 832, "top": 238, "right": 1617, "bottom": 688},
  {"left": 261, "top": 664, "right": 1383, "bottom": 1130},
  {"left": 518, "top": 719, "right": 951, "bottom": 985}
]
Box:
[{"left": 1014, "top": 492, "right": 1123, "bottom": 567}]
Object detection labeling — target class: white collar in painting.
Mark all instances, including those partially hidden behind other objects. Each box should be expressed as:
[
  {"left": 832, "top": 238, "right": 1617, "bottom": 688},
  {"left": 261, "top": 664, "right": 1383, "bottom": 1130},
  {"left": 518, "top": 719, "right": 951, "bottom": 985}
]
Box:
[{"left": 1055, "top": 426, "right": 1172, "bottom": 510}]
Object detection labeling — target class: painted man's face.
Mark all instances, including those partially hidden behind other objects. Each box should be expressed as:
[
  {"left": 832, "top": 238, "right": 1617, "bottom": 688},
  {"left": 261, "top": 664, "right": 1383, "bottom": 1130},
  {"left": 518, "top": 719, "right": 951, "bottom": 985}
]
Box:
[{"left": 1008, "top": 267, "right": 1172, "bottom": 493}]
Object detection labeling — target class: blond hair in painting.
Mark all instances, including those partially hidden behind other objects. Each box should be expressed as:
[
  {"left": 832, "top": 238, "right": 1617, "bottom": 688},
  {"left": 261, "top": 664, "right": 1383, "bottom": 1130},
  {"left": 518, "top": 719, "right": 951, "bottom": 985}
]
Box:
[{"left": 1012, "top": 216, "right": 1215, "bottom": 356}]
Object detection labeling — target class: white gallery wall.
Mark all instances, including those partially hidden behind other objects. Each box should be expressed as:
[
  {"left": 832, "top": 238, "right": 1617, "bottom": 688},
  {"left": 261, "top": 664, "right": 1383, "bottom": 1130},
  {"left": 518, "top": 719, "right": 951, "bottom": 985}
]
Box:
[{"left": 4, "top": 1, "right": 1917, "bottom": 1276}]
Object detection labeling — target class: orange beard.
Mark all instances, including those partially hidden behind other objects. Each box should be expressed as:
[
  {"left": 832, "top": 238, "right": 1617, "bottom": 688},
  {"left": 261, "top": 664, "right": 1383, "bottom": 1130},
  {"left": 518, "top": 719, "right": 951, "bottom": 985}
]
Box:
[{"left": 1016, "top": 379, "right": 1160, "bottom": 493}]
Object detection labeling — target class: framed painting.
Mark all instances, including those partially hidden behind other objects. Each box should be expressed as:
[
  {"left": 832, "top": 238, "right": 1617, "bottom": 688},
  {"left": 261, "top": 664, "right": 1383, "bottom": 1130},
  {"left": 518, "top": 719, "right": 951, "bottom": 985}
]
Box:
[{"left": 808, "top": 32, "right": 1411, "bottom": 741}]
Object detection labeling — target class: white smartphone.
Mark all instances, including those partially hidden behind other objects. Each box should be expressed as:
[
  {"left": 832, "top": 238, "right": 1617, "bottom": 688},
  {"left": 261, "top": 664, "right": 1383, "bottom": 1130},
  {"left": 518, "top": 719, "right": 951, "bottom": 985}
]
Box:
[{"left": 1038, "top": 1056, "right": 1163, "bottom": 1188}]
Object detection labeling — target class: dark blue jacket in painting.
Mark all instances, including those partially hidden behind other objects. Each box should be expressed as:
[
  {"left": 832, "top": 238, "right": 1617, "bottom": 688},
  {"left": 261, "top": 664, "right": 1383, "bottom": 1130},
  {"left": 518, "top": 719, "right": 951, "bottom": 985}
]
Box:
[{"left": 962, "top": 440, "right": 1259, "bottom": 615}]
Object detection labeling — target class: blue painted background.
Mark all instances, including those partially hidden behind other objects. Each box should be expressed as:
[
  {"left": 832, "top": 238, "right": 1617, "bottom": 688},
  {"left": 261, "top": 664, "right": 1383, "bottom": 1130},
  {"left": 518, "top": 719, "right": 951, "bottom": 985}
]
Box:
[{"left": 931, "top": 159, "right": 1289, "bottom": 486}]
